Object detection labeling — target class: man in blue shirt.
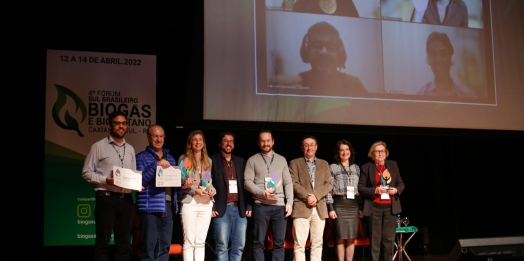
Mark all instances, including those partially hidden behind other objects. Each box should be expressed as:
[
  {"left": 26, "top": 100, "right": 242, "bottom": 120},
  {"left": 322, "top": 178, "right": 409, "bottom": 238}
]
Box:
[{"left": 136, "top": 124, "right": 178, "bottom": 261}]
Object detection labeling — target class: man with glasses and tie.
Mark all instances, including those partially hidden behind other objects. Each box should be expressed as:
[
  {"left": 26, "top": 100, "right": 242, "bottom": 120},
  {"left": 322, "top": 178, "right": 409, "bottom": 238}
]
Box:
[
  {"left": 82, "top": 110, "right": 137, "bottom": 261},
  {"left": 136, "top": 124, "right": 178, "bottom": 261},
  {"left": 210, "top": 131, "right": 253, "bottom": 261}
]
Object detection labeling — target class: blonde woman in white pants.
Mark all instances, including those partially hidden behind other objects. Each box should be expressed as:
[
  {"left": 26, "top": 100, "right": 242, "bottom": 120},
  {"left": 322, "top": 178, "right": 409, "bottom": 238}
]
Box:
[{"left": 179, "top": 130, "right": 216, "bottom": 261}]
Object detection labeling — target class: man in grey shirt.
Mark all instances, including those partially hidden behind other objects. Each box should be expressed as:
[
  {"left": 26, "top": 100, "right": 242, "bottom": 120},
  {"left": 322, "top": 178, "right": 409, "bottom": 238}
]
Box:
[
  {"left": 82, "top": 110, "right": 137, "bottom": 261},
  {"left": 244, "top": 130, "right": 293, "bottom": 261}
]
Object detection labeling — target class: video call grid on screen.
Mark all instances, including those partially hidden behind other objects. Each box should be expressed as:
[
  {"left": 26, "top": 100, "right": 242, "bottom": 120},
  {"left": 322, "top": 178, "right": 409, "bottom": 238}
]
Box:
[{"left": 256, "top": 0, "right": 495, "bottom": 105}]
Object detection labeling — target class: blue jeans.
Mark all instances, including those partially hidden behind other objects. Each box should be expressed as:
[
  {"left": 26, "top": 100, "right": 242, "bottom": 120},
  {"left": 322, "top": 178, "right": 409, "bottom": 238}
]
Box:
[
  {"left": 139, "top": 202, "right": 174, "bottom": 261},
  {"left": 213, "top": 205, "right": 248, "bottom": 261},
  {"left": 252, "top": 203, "right": 287, "bottom": 261}
]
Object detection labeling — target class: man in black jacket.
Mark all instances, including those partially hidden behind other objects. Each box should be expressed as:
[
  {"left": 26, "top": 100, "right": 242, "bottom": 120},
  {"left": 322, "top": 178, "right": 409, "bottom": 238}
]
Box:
[{"left": 210, "top": 131, "right": 253, "bottom": 261}]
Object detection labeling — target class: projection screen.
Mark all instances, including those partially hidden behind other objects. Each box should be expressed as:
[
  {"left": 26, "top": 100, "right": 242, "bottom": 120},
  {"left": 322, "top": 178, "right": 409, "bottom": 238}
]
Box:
[{"left": 203, "top": 0, "right": 524, "bottom": 131}]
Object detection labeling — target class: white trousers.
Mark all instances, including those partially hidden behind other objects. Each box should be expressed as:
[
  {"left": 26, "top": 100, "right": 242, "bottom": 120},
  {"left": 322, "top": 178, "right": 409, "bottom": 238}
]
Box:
[
  {"left": 292, "top": 207, "right": 326, "bottom": 261},
  {"left": 180, "top": 196, "right": 213, "bottom": 261}
]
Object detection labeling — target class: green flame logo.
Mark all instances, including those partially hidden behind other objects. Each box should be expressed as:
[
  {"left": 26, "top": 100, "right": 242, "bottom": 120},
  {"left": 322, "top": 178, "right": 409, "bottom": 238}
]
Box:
[{"left": 52, "top": 84, "right": 87, "bottom": 137}]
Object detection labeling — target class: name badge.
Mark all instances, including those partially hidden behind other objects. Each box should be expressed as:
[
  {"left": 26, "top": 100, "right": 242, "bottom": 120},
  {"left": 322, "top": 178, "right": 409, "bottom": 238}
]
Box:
[
  {"left": 347, "top": 186, "right": 355, "bottom": 199},
  {"left": 229, "top": 180, "right": 238, "bottom": 194}
]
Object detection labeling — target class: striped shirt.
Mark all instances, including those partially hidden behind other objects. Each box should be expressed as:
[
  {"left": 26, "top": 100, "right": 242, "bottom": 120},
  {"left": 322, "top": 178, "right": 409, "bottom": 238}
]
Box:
[{"left": 326, "top": 163, "right": 360, "bottom": 204}]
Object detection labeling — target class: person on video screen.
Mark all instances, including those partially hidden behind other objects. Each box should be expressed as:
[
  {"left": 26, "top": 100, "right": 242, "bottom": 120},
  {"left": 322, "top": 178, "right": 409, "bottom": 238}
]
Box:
[
  {"left": 270, "top": 21, "right": 367, "bottom": 97},
  {"left": 411, "top": 0, "right": 468, "bottom": 27},
  {"left": 417, "top": 32, "right": 473, "bottom": 97},
  {"left": 293, "top": 0, "right": 360, "bottom": 17}
]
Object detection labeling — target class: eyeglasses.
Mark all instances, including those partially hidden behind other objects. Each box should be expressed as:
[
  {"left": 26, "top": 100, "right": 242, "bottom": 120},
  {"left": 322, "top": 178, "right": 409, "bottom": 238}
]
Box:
[
  {"left": 149, "top": 134, "right": 165, "bottom": 139},
  {"left": 373, "top": 150, "right": 386, "bottom": 154},
  {"left": 222, "top": 139, "right": 234, "bottom": 144},
  {"left": 112, "top": 121, "right": 127, "bottom": 126},
  {"left": 309, "top": 41, "right": 339, "bottom": 53}
]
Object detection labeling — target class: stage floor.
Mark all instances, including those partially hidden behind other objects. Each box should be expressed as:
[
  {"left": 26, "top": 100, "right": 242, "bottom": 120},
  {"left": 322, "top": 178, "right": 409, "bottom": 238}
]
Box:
[
  {"left": 44, "top": 245, "right": 450, "bottom": 261},
  {"left": 323, "top": 254, "right": 448, "bottom": 261}
]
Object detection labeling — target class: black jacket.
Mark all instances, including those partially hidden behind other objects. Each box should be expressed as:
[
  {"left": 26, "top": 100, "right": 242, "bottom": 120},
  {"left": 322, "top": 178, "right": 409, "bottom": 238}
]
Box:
[{"left": 210, "top": 153, "right": 253, "bottom": 217}]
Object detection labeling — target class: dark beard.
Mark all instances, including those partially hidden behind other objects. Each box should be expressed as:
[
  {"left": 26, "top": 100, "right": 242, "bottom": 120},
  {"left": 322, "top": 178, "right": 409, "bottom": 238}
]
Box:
[{"left": 110, "top": 129, "right": 125, "bottom": 139}]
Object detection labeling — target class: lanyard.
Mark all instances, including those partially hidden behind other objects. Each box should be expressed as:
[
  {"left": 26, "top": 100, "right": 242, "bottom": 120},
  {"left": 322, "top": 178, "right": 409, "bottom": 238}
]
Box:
[
  {"left": 260, "top": 153, "right": 274, "bottom": 175},
  {"left": 340, "top": 164, "right": 349, "bottom": 175},
  {"left": 339, "top": 164, "right": 351, "bottom": 189},
  {"left": 227, "top": 161, "right": 233, "bottom": 173},
  {"left": 224, "top": 156, "right": 234, "bottom": 179},
  {"left": 111, "top": 143, "right": 125, "bottom": 167},
  {"left": 198, "top": 163, "right": 202, "bottom": 179},
  {"left": 375, "top": 164, "right": 389, "bottom": 185}
]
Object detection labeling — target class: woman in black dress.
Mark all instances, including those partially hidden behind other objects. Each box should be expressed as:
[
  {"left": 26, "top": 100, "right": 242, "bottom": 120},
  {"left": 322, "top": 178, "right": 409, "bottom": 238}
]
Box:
[{"left": 327, "top": 140, "right": 361, "bottom": 261}]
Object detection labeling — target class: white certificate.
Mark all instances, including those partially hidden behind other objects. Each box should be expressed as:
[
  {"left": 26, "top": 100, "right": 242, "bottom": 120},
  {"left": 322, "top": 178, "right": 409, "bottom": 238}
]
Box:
[
  {"left": 113, "top": 166, "right": 142, "bottom": 191},
  {"left": 156, "top": 166, "right": 182, "bottom": 187}
]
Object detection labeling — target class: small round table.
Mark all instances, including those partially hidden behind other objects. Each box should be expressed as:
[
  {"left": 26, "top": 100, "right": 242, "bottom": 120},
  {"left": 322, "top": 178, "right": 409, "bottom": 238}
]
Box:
[{"left": 393, "top": 226, "right": 418, "bottom": 261}]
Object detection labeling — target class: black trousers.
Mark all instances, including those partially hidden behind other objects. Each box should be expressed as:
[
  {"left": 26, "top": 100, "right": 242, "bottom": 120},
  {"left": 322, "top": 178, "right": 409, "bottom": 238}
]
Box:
[
  {"left": 369, "top": 203, "right": 396, "bottom": 261},
  {"left": 94, "top": 191, "right": 133, "bottom": 261}
]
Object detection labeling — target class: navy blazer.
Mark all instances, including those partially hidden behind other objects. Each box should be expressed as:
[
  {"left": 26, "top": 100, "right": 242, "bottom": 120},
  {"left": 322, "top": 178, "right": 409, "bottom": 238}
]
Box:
[
  {"left": 358, "top": 159, "right": 405, "bottom": 216},
  {"left": 210, "top": 153, "right": 253, "bottom": 218}
]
